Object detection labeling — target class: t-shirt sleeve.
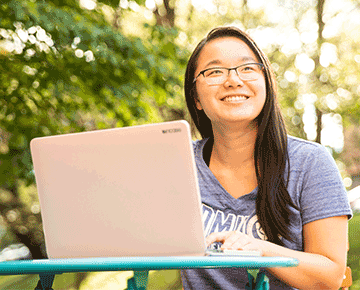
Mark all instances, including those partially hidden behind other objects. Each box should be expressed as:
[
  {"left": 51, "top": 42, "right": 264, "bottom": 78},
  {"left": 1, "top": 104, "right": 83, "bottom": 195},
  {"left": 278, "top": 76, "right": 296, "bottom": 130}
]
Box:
[{"left": 299, "top": 145, "right": 353, "bottom": 225}]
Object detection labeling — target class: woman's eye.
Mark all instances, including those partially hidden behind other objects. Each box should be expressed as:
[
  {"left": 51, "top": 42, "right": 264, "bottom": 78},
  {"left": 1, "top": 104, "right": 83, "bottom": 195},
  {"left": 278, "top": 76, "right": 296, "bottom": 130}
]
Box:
[
  {"left": 242, "top": 65, "right": 255, "bottom": 72},
  {"left": 207, "top": 69, "right": 224, "bottom": 76}
]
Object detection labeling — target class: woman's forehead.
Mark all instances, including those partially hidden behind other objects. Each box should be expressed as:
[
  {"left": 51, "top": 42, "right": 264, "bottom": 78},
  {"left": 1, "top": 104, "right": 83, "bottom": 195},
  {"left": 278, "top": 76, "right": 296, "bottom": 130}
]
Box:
[{"left": 197, "top": 37, "right": 258, "bottom": 68}]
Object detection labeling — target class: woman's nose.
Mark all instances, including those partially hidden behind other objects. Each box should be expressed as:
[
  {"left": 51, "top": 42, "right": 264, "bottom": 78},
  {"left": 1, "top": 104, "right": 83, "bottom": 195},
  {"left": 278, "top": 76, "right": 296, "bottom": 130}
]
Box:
[{"left": 223, "top": 69, "right": 244, "bottom": 87}]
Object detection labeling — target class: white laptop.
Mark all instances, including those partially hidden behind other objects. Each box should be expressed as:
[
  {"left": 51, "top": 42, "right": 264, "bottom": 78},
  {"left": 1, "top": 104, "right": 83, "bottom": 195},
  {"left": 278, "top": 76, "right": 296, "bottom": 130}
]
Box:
[{"left": 30, "top": 120, "right": 260, "bottom": 259}]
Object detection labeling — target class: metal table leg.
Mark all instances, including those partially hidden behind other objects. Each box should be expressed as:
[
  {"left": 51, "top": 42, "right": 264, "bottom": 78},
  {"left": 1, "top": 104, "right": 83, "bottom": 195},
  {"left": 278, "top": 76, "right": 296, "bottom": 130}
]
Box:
[
  {"left": 246, "top": 270, "right": 269, "bottom": 290},
  {"left": 126, "top": 271, "right": 149, "bottom": 290},
  {"left": 35, "top": 274, "right": 55, "bottom": 290}
]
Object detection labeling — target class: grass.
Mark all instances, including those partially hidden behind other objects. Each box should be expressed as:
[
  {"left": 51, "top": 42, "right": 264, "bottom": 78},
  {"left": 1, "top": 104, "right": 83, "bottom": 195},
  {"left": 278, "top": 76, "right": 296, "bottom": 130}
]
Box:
[
  {"left": 0, "top": 272, "right": 78, "bottom": 289},
  {"left": 0, "top": 270, "right": 182, "bottom": 289},
  {"left": 348, "top": 211, "right": 360, "bottom": 289},
  {"left": 79, "top": 270, "right": 182, "bottom": 290}
]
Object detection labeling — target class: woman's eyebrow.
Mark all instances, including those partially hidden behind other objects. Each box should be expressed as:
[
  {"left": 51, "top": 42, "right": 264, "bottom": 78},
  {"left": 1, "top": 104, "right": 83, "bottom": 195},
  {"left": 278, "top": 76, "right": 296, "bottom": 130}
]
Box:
[
  {"left": 204, "top": 60, "right": 222, "bottom": 68},
  {"left": 204, "top": 56, "right": 257, "bottom": 68}
]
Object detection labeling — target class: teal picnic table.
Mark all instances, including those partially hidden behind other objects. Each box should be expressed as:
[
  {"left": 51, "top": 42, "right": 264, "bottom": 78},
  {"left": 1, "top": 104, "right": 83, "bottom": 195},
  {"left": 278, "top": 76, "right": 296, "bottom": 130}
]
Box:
[{"left": 0, "top": 256, "right": 298, "bottom": 290}]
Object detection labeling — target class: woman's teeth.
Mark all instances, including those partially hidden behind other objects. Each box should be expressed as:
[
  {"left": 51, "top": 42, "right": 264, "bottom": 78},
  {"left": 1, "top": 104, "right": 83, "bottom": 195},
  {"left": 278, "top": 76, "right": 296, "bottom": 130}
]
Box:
[{"left": 222, "top": 96, "right": 248, "bottom": 102}]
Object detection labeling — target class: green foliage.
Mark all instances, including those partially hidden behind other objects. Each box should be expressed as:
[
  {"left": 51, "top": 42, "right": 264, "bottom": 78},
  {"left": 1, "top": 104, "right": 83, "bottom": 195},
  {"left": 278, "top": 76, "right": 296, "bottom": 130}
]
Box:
[
  {"left": 348, "top": 211, "right": 360, "bottom": 289},
  {"left": 0, "top": 0, "right": 187, "bottom": 259}
]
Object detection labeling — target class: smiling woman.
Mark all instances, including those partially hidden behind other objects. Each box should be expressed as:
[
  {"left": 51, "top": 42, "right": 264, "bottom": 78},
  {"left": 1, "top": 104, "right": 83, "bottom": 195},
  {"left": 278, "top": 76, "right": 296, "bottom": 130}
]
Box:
[{"left": 181, "top": 26, "right": 352, "bottom": 290}]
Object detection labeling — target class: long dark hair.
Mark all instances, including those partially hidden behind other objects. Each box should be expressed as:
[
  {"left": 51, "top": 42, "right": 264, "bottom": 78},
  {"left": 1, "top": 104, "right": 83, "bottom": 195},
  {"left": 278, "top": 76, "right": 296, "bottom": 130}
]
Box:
[{"left": 185, "top": 26, "right": 298, "bottom": 245}]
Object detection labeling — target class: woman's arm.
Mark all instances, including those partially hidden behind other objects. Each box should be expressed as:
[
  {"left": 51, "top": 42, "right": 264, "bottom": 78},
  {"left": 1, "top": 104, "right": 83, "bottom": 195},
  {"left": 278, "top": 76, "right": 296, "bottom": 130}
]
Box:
[{"left": 206, "top": 215, "right": 348, "bottom": 290}]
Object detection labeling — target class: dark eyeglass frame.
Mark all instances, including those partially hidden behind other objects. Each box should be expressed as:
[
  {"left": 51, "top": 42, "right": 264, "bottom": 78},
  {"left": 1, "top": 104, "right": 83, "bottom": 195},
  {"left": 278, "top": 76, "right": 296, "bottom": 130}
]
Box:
[{"left": 193, "top": 63, "right": 265, "bottom": 84}]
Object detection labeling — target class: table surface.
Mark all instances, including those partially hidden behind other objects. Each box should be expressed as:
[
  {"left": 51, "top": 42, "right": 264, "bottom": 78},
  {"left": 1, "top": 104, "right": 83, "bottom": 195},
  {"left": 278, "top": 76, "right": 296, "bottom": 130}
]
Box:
[{"left": 0, "top": 256, "right": 299, "bottom": 275}]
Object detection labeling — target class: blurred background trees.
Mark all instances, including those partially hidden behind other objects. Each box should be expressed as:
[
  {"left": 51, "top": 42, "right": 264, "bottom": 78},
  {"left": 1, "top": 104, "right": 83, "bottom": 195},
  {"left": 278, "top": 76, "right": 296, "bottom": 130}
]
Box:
[{"left": 1, "top": 0, "right": 360, "bottom": 289}]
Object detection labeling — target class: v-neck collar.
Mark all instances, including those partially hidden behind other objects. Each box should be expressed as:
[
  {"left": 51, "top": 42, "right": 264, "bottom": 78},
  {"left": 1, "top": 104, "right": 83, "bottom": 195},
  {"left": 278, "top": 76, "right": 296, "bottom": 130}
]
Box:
[{"left": 195, "top": 138, "right": 258, "bottom": 209}]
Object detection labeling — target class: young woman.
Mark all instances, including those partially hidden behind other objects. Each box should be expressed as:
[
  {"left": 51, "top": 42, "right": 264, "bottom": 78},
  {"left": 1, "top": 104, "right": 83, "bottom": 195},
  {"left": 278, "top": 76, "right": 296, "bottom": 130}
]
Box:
[{"left": 181, "top": 26, "right": 352, "bottom": 289}]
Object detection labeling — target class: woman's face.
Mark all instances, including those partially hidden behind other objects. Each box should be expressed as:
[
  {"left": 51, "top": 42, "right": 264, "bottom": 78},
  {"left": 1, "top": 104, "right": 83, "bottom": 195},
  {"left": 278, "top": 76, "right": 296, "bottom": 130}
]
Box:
[{"left": 194, "top": 36, "right": 266, "bottom": 130}]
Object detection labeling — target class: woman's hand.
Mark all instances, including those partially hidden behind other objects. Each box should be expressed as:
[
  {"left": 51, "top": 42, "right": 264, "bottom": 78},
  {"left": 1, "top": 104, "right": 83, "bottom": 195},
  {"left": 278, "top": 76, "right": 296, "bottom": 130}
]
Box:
[
  {"left": 207, "top": 217, "right": 348, "bottom": 289},
  {"left": 205, "top": 231, "right": 267, "bottom": 253}
]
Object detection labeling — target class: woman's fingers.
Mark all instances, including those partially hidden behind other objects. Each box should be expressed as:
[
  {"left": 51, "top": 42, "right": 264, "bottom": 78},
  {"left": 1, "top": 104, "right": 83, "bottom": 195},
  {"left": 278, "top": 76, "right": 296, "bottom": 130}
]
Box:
[
  {"left": 222, "top": 232, "right": 250, "bottom": 249},
  {"left": 205, "top": 231, "right": 233, "bottom": 247},
  {"left": 206, "top": 231, "right": 251, "bottom": 250}
]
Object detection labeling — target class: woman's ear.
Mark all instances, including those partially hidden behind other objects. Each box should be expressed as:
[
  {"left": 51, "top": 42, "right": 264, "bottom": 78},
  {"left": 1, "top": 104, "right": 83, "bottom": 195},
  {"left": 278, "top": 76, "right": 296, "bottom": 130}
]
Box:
[{"left": 195, "top": 98, "right": 203, "bottom": 110}]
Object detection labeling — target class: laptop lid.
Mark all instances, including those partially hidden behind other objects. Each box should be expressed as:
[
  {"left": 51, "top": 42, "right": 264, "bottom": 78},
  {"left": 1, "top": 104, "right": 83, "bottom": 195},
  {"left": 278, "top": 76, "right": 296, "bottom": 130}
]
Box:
[{"left": 30, "top": 120, "right": 206, "bottom": 258}]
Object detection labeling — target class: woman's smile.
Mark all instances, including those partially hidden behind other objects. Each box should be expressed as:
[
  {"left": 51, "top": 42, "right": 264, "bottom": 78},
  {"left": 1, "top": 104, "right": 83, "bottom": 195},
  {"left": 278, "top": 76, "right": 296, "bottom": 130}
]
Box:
[{"left": 221, "top": 95, "right": 249, "bottom": 103}]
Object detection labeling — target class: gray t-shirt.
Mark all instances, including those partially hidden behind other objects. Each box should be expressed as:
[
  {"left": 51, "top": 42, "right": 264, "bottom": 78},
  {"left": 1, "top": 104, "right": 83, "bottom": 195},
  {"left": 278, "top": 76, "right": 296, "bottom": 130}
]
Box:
[{"left": 181, "top": 136, "right": 352, "bottom": 290}]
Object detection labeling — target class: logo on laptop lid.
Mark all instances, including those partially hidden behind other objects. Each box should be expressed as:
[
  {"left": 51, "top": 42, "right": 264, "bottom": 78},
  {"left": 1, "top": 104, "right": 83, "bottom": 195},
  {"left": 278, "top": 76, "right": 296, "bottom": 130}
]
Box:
[{"left": 162, "top": 128, "right": 181, "bottom": 134}]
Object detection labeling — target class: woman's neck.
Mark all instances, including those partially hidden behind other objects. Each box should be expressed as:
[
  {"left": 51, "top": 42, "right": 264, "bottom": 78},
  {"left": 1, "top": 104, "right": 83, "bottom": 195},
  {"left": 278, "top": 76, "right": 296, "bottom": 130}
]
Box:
[{"left": 210, "top": 122, "right": 257, "bottom": 168}]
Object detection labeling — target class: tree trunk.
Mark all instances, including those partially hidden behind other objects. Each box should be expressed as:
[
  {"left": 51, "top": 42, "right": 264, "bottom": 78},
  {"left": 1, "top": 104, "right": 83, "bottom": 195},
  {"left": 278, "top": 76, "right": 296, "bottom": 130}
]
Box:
[
  {"left": 317, "top": 0, "right": 325, "bottom": 41},
  {"left": 15, "top": 231, "right": 46, "bottom": 259},
  {"left": 113, "top": 7, "right": 122, "bottom": 29},
  {"left": 153, "top": 0, "right": 175, "bottom": 27},
  {"left": 315, "top": 107, "right": 322, "bottom": 144},
  {"left": 2, "top": 185, "right": 47, "bottom": 259},
  {"left": 314, "top": 0, "right": 325, "bottom": 143}
]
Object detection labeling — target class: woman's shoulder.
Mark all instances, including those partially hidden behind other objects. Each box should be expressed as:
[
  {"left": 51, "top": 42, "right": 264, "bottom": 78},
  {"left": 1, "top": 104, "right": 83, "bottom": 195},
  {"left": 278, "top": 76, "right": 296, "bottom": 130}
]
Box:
[
  {"left": 287, "top": 135, "right": 328, "bottom": 155},
  {"left": 287, "top": 135, "right": 323, "bottom": 148},
  {"left": 287, "top": 135, "right": 334, "bottom": 166}
]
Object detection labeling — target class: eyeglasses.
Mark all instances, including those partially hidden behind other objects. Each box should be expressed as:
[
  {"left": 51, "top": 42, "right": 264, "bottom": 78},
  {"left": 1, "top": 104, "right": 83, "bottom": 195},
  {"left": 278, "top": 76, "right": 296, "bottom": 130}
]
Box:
[{"left": 193, "top": 63, "right": 264, "bottom": 85}]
